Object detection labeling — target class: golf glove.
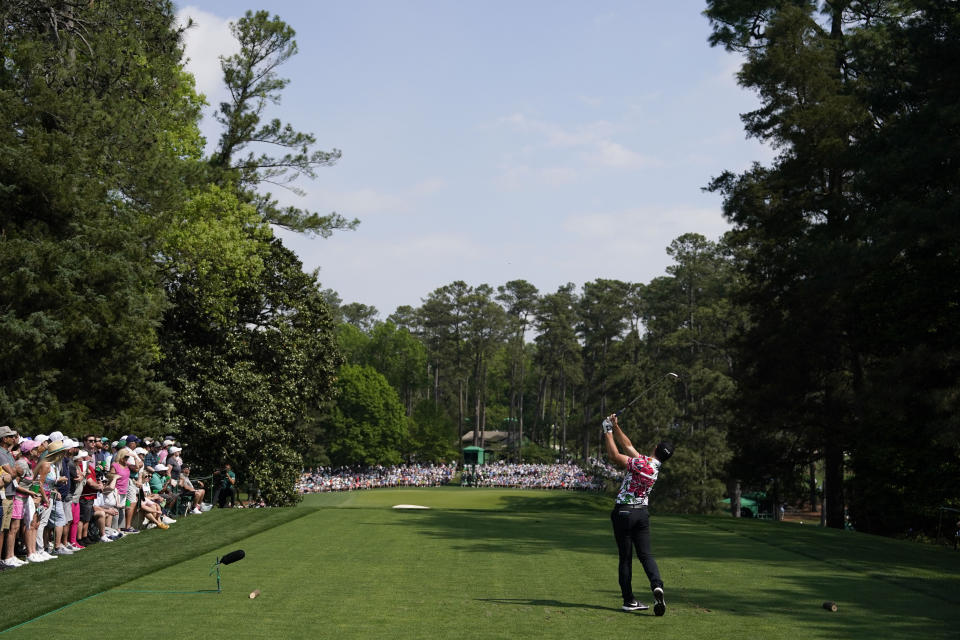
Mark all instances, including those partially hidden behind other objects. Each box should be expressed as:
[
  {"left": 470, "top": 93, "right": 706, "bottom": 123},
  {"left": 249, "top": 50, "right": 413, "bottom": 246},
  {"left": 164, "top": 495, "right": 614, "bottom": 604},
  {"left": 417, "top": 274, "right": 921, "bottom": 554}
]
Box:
[{"left": 602, "top": 418, "right": 613, "bottom": 434}]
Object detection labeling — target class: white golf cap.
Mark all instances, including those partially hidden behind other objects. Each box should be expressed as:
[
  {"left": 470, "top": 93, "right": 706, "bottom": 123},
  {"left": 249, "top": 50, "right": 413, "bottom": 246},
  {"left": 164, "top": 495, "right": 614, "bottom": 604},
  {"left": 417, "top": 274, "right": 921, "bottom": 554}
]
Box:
[
  {"left": 75, "top": 450, "right": 89, "bottom": 458},
  {"left": 155, "top": 464, "right": 168, "bottom": 471},
  {"left": 34, "top": 434, "right": 49, "bottom": 444},
  {"left": 49, "top": 431, "right": 64, "bottom": 441},
  {"left": 169, "top": 446, "right": 182, "bottom": 453}
]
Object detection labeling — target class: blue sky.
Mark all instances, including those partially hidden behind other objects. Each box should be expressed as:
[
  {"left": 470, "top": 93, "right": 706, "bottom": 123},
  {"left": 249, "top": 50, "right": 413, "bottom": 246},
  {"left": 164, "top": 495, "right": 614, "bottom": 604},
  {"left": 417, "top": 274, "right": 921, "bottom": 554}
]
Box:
[{"left": 176, "top": 1, "right": 772, "bottom": 317}]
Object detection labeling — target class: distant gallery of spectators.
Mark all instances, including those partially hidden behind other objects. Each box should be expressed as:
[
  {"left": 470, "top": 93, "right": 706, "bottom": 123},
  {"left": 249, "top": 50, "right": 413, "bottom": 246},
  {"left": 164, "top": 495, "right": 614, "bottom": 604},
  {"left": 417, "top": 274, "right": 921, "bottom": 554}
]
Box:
[
  {"left": 463, "top": 461, "right": 604, "bottom": 491},
  {"left": 297, "top": 463, "right": 458, "bottom": 493},
  {"left": 297, "top": 460, "right": 604, "bottom": 494}
]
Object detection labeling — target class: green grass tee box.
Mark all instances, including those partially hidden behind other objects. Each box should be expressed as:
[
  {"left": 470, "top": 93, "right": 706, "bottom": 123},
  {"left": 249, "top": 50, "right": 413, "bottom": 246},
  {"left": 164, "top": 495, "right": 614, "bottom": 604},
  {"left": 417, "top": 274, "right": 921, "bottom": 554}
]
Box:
[{"left": 3, "top": 488, "right": 959, "bottom": 639}]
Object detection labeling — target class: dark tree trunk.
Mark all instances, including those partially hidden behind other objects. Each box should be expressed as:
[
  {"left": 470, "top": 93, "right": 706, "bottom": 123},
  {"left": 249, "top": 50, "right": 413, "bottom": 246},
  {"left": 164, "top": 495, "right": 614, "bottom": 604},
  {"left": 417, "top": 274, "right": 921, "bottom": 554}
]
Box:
[{"left": 824, "top": 443, "right": 845, "bottom": 529}]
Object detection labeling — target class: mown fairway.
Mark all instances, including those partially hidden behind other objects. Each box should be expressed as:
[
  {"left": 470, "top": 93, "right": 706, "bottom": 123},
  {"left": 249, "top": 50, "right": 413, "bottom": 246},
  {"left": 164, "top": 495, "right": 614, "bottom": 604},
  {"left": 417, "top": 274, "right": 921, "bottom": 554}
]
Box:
[{"left": 3, "top": 488, "right": 958, "bottom": 639}]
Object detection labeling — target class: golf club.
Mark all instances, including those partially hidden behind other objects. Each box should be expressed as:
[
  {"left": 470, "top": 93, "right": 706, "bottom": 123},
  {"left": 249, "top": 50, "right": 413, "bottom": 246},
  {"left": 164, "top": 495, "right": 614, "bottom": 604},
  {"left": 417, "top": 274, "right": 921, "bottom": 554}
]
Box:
[{"left": 614, "top": 372, "right": 679, "bottom": 417}]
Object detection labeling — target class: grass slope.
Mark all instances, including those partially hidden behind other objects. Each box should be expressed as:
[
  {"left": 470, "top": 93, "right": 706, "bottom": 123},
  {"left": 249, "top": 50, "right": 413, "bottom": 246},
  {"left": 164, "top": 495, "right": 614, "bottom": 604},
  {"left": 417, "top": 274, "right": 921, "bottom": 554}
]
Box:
[
  {"left": 3, "top": 488, "right": 958, "bottom": 639},
  {"left": 0, "top": 507, "right": 309, "bottom": 631}
]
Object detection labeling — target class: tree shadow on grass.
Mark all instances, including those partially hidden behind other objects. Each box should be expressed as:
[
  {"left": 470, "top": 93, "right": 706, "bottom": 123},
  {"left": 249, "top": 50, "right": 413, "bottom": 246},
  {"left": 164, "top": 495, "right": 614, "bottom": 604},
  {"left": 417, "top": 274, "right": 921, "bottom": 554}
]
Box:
[
  {"left": 476, "top": 597, "right": 620, "bottom": 613},
  {"left": 675, "top": 516, "right": 960, "bottom": 607},
  {"left": 680, "top": 572, "right": 960, "bottom": 640},
  {"left": 495, "top": 491, "right": 611, "bottom": 514},
  {"left": 387, "top": 506, "right": 612, "bottom": 556},
  {"left": 385, "top": 505, "right": 960, "bottom": 637}
]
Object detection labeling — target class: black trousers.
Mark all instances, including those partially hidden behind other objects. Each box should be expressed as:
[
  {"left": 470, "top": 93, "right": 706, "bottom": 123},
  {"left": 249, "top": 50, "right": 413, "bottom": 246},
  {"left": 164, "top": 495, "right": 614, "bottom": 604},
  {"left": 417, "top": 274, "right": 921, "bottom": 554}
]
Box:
[
  {"left": 218, "top": 486, "right": 235, "bottom": 508},
  {"left": 611, "top": 505, "right": 663, "bottom": 602}
]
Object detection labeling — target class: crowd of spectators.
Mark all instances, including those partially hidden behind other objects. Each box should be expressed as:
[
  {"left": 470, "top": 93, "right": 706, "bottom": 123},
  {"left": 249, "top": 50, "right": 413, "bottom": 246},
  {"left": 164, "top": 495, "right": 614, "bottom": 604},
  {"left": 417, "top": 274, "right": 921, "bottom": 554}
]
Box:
[
  {"left": 0, "top": 425, "right": 210, "bottom": 569},
  {"left": 587, "top": 456, "right": 620, "bottom": 482},
  {"left": 296, "top": 460, "right": 604, "bottom": 494},
  {"left": 462, "top": 461, "right": 604, "bottom": 491},
  {"left": 0, "top": 422, "right": 616, "bottom": 567},
  {"left": 297, "top": 463, "right": 459, "bottom": 493}
]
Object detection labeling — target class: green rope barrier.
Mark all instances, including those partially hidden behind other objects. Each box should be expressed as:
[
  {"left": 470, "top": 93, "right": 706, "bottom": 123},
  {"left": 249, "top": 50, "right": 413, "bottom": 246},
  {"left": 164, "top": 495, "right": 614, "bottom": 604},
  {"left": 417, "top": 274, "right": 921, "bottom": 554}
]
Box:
[
  {"left": 0, "top": 591, "right": 108, "bottom": 635},
  {"left": 0, "top": 586, "right": 224, "bottom": 635},
  {"left": 116, "top": 589, "right": 220, "bottom": 594},
  {"left": 0, "top": 586, "right": 223, "bottom": 634}
]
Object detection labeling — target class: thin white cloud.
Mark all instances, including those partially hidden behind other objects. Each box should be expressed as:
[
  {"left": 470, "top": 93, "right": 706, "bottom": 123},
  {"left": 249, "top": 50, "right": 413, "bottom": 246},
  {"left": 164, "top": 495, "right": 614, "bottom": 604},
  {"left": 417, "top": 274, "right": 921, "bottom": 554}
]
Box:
[
  {"left": 181, "top": 3, "right": 773, "bottom": 317},
  {"left": 589, "top": 140, "right": 662, "bottom": 169},
  {"left": 176, "top": 7, "right": 239, "bottom": 104},
  {"left": 577, "top": 95, "right": 606, "bottom": 108},
  {"left": 495, "top": 112, "right": 657, "bottom": 177},
  {"left": 563, "top": 205, "right": 730, "bottom": 249},
  {"left": 494, "top": 163, "right": 579, "bottom": 190},
  {"left": 540, "top": 205, "right": 733, "bottom": 285},
  {"left": 708, "top": 54, "right": 747, "bottom": 89},
  {"left": 546, "top": 121, "right": 617, "bottom": 148},
  {"left": 390, "top": 232, "right": 480, "bottom": 261},
  {"left": 539, "top": 167, "right": 579, "bottom": 185},
  {"left": 496, "top": 113, "right": 615, "bottom": 149},
  {"left": 323, "top": 231, "right": 478, "bottom": 267},
  {"left": 592, "top": 11, "right": 618, "bottom": 27},
  {"left": 410, "top": 178, "right": 447, "bottom": 197},
  {"left": 283, "top": 177, "right": 448, "bottom": 218},
  {"left": 290, "top": 230, "right": 485, "bottom": 310},
  {"left": 493, "top": 163, "right": 531, "bottom": 190},
  {"left": 307, "top": 188, "right": 409, "bottom": 216}
]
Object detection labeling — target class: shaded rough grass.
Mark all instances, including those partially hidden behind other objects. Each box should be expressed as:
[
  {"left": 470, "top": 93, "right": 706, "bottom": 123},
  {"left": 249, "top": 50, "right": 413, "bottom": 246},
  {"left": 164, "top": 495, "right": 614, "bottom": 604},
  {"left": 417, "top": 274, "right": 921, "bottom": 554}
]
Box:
[
  {"left": 0, "top": 506, "right": 309, "bottom": 632},
  {"left": 4, "top": 488, "right": 960, "bottom": 639}
]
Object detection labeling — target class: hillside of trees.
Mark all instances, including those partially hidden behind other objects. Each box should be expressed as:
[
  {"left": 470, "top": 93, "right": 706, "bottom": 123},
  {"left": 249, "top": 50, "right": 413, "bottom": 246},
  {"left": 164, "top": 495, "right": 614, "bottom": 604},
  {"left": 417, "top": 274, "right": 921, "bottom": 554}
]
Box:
[
  {"left": 2, "top": 2, "right": 957, "bottom": 537},
  {"left": 318, "top": 238, "right": 740, "bottom": 520}
]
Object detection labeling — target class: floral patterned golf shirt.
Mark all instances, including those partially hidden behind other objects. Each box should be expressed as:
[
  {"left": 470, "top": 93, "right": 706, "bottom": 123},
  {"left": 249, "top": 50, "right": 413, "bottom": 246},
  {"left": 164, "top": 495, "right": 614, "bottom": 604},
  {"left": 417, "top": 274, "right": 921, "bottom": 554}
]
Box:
[{"left": 615, "top": 454, "right": 661, "bottom": 506}]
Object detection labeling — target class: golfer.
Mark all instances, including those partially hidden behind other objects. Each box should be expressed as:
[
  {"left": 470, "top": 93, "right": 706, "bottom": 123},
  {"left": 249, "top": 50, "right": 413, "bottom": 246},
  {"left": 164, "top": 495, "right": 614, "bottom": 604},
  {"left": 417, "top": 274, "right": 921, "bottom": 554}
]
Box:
[{"left": 602, "top": 413, "right": 672, "bottom": 615}]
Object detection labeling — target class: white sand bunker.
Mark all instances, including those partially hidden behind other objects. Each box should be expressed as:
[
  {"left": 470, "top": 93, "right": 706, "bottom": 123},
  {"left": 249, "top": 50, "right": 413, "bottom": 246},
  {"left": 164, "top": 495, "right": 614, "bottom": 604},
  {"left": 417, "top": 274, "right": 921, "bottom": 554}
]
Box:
[{"left": 392, "top": 504, "right": 430, "bottom": 510}]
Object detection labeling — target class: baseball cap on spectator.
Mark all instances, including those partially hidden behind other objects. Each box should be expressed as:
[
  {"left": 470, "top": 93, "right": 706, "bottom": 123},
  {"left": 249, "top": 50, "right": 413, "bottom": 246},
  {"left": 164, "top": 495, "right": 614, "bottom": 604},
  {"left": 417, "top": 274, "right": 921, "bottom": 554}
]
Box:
[
  {"left": 75, "top": 449, "right": 89, "bottom": 459},
  {"left": 20, "top": 439, "right": 39, "bottom": 453},
  {"left": 155, "top": 464, "right": 169, "bottom": 472},
  {"left": 162, "top": 439, "right": 174, "bottom": 446},
  {"left": 34, "top": 434, "right": 49, "bottom": 444},
  {"left": 117, "top": 438, "right": 127, "bottom": 448},
  {"left": 49, "top": 430, "right": 64, "bottom": 441},
  {"left": 0, "top": 426, "right": 16, "bottom": 438},
  {"left": 126, "top": 435, "right": 140, "bottom": 444},
  {"left": 126, "top": 456, "right": 138, "bottom": 466},
  {"left": 169, "top": 446, "right": 182, "bottom": 453}
]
